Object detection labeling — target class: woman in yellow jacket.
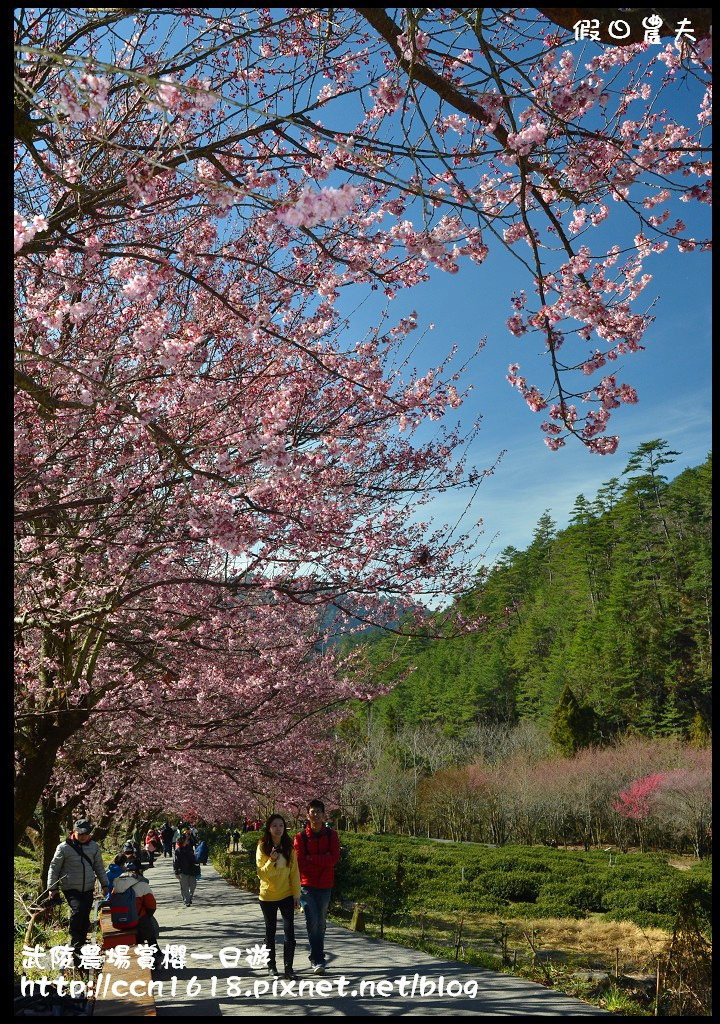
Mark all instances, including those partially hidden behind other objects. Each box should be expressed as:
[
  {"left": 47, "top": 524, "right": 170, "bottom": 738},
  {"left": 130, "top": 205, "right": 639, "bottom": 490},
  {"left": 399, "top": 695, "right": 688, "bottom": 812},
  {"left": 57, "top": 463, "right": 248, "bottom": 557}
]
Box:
[{"left": 256, "top": 814, "right": 301, "bottom": 979}]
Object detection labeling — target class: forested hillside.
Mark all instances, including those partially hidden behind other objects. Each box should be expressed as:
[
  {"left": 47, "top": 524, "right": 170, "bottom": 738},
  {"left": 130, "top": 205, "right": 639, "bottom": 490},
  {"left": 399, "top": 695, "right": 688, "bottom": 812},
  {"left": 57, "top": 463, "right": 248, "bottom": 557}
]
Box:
[{"left": 341, "top": 441, "right": 712, "bottom": 744}]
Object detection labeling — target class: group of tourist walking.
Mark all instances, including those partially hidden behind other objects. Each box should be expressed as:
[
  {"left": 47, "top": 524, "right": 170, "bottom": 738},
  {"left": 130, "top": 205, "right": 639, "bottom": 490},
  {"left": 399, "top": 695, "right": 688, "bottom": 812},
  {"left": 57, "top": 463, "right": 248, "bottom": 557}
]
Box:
[{"left": 45, "top": 798, "right": 339, "bottom": 980}]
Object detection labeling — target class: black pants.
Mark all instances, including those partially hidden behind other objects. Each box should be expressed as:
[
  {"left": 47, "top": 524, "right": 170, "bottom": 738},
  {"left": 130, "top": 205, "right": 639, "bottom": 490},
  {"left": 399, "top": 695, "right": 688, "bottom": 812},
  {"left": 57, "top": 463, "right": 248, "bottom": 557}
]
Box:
[
  {"left": 259, "top": 896, "right": 296, "bottom": 966},
  {"left": 63, "top": 889, "right": 94, "bottom": 965},
  {"left": 136, "top": 914, "right": 159, "bottom": 944}
]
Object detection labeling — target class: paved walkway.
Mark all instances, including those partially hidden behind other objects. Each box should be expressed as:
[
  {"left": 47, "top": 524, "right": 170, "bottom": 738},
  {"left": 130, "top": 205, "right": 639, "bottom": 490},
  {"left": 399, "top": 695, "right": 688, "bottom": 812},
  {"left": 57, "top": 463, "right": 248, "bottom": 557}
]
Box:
[{"left": 143, "top": 854, "right": 607, "bottom": 1016}]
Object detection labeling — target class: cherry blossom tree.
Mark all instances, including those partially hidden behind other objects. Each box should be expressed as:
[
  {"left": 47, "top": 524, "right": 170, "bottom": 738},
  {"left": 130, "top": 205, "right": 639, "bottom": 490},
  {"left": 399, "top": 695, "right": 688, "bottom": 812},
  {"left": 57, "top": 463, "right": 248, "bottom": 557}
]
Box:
[
  {"left": 15, "top": 357, "right": 476, "bottom": 847},
  {"left": 15, "top": 8, "right": 711, "bottom": 451},
  {"left": 42, "top": 602, "right": 363, "bottom": 846},
  {"left": 14, "top": 9, "right": 712, "bottom": 843}
]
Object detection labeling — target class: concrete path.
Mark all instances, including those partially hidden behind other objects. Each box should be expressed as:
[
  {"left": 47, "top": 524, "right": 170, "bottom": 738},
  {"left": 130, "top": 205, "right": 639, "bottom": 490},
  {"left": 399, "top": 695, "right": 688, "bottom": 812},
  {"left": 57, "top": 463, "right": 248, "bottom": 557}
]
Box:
[{"left": 143, "top": 854, "right": 607, "bottom": 1016}]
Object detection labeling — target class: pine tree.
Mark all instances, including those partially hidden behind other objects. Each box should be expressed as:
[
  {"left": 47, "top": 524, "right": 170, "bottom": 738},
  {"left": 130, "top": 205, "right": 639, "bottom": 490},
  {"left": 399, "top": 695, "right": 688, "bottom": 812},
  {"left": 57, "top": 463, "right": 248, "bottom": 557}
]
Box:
[{"left": 550, "top": 683, "right": 585, "bottom": 755}]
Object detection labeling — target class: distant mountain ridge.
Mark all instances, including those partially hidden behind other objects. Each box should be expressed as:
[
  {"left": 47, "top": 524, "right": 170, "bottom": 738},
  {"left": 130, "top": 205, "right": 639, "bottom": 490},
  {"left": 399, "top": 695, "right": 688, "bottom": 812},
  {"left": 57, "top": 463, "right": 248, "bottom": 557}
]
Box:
[{"left": 316, "top": 597, "right": 421, "bottom": 648}]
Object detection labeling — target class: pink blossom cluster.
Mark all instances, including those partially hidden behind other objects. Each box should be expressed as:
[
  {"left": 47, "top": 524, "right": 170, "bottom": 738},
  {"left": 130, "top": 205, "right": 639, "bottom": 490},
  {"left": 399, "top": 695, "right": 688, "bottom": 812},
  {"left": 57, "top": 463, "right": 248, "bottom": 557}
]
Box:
[
  {"left": 475, "top": 91, "right": 504, "bottom": 130},
  {"left": 369, "top": 78, "right": 406, "bottom": 114},
  {"left": 506, "top": 120, "right": 548, "bottom": 155},
  {"left": 613, "top": 772, "right": 668, "bottom": 820},
  {"left": 57, "top": 73, "right": 110, "bottom": 121},
  {"left": 152, "top": 75, "right": 218, "bottom": 115},
  {"left": 503, "top": 222, "right": 530, "bottom": 245},
  {"left": 277, "top": 185, "right": 360, "bottom": 227},
  {"left": 506, "top": 313, "right": 527, "bottom": 337},
  {"left": 14, "top": 211, "right": 48, "bottom": 253},
  {"left": 506, "top": 364, "right": 548, "bottom": 412},
  {"left": 397, "top": 29, "right": 430, "bottom": 61},
  {"left": 593, "top": 375, "right": 639, "bottom": 410}
]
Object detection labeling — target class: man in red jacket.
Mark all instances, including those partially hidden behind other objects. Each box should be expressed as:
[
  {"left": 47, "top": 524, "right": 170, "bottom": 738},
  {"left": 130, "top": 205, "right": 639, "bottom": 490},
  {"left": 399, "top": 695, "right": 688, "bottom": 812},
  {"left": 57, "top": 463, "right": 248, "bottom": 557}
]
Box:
[{"left": 293, "top": 799, "right": 340, "bottom": 974}]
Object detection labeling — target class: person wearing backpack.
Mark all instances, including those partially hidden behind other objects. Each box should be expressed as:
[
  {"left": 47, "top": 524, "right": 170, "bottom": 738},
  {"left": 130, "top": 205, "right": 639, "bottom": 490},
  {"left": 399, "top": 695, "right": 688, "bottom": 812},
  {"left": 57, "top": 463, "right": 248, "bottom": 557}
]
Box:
[
  {"left": 104, "top": 841, "right": 141, "bottom": 902},
  {"left": 47, "top": 819, "right": 109, "bottom": 967},
  {"left": 110, "top": 860, "right": 159, "bottom": 942},
  {"left": 173, "top": 832, "right": 199, "bottom": 906},
  {"left": 293, "top": 799, "right": 340, "bottom": 975}
]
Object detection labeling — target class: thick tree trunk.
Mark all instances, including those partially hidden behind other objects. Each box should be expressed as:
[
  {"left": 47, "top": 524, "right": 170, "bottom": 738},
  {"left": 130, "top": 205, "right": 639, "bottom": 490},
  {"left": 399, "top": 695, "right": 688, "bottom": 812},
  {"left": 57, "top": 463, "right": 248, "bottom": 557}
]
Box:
[
  {"left": 14, "top": 709, "right": 89, "bottom": 849},
  {"left": 39, "top": 791, "right": 82, "bottom": 890}
]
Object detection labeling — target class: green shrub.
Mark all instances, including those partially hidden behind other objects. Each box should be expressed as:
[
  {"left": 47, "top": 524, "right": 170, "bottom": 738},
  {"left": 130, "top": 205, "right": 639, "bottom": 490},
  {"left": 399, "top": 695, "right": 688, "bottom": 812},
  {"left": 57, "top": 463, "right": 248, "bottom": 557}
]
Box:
[
  {"left": 332, "top": 834, "right": 710, "bottom": 931},
  {"left": 594, "top": 857, "right": 674, "bottom": 889},
  {"left": 488, "top": 853, "right": 551, "bottom": 874},
  {"left": 213, "top": 846, "right": 259, "bottom": 894},
  {"left": 464, "top": 894, "right": 507, "bottom": 914},
  {"left": 601, "top": 887, "right": 643, "bottom": 910},
  {"left": 484, "top": 870, "right": 541, "bottom": 902},
  {"left": 539, "top": 882, "right": 606, "bottom": 912},
  {"left": 686, "top": 857, "right": 712, "bottom": 881},
  {"left": 600, "top": 875, "right": 712, "bottom": 931},
  {"left": 636, "top": 877, "right": 712, "bottom": 926},
  {"left": 512, "top": 898, "right": 585, "bottom": 920},
  {"left": 635, "top": 882, "right": 681, "bottom": 914}
]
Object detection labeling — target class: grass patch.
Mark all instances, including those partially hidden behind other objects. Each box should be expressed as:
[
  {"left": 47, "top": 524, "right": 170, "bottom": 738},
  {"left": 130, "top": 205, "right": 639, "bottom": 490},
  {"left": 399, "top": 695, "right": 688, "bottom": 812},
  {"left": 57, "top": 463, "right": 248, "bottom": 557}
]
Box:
[{"left": 14, "top": 845, "right": 70, "bottom": 984}]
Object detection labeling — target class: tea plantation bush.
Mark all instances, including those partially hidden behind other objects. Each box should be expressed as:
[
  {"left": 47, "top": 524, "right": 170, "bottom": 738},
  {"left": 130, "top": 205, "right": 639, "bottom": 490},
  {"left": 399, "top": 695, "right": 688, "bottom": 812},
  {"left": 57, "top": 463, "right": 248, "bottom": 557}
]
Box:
[
  {"left": 483, "top": 870, "right": 542, "bottom": 902},
  {"left": 539, "top": 882, "right": 606, "bottom": 912},
  {"left": 334, "top": 833, "right": 711, "bottom": 934},
  {"left": 507, "top": 899, "right": 585, "bottom": 920},
  {"left": 213, "top": 837, "right": 259, "bottom": 894}
]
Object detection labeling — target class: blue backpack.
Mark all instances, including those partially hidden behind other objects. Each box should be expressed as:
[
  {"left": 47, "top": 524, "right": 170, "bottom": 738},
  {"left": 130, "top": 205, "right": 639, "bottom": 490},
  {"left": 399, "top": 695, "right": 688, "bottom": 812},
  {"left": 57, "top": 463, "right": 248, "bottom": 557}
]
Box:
[{"left": 109, "top": 882, "right": 139, "bottom": 930}]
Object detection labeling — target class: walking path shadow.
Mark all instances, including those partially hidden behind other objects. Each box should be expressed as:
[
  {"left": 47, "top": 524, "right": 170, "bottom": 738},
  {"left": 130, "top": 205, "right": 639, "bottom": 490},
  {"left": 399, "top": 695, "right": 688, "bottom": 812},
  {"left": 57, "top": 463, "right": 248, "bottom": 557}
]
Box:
[{"left": 146, "top": 854, "right": 608, "bottom": 1016}]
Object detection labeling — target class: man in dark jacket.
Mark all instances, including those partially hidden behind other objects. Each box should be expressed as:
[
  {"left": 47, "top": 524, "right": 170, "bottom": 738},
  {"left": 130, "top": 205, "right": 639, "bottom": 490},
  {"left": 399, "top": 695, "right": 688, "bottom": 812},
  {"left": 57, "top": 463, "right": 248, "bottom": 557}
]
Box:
[
  {"left": 160, "top": 822, "right": 174, "bottom": 858},
  {"left": 173, "top": 832, "right": 199, "bottom": 906},
  {"left": 47, "top": 819, "right": 109, "bottom": 966},
  {"left": 293, "top": 799, "right": 340, "bottom": 975}
]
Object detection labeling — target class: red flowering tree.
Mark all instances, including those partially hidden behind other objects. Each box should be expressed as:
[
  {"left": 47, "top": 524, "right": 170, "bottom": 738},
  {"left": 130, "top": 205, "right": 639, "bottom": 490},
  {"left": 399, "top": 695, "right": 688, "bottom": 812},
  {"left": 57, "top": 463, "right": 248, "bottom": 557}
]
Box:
[
  {"left": 14, "top": 10, "right": 711, "bottom": 843},
  {"left": 612, "top": 772, "right": 667, "bottom": 851},
  {"left": 614, "top": 750, "right": 712, "bottom": 857}
]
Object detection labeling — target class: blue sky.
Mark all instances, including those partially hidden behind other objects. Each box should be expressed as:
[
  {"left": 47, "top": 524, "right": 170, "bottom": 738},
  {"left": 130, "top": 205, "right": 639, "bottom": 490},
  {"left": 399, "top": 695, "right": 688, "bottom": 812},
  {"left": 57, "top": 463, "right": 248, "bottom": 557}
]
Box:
[
  {"left": 334, "top": 198, "right": 712, "bottom": 575},
  {"left": 410, "top": 232, "right": 711, "bottom": 565}
]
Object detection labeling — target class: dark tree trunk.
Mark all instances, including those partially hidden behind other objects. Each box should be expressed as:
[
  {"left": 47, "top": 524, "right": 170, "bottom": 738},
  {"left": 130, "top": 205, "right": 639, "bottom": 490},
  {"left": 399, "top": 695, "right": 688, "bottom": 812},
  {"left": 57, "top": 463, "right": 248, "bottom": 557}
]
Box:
[
  {"left": 93, "top": 788, "right": 125, "bottom": 846},
  {"left": 14, "top": 708, "right": 89, "bottom": 849},
  {"left": 39, "top": 791, "right": 82, "bottom": 890}
]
